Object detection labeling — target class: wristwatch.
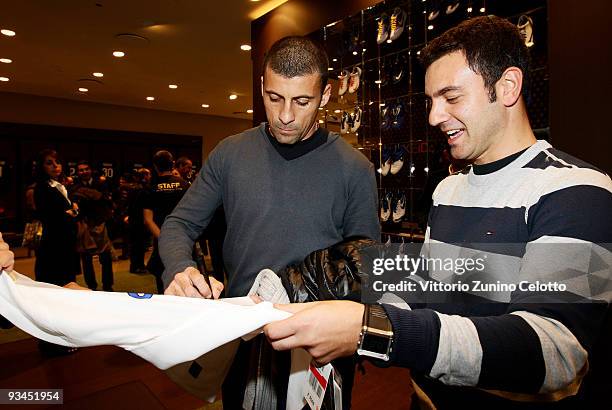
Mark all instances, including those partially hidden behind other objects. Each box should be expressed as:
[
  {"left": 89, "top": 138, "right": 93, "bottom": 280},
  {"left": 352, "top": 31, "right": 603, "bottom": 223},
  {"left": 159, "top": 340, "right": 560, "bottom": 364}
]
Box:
[{"left": 357, "top": 304, "right": 394, "bottom": 361}]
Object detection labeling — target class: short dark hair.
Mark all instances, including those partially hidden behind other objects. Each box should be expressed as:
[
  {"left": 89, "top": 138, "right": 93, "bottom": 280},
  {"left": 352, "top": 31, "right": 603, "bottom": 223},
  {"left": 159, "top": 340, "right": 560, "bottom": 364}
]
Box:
[
  {"left": 34, "top": 149, "right": 60, "bottom": 181},
  {"left": 76, "top": 160, "right": 90, "bottom": 168},
  {"left": 152, "top": 150, "right": 174, "bottom": 172},
  {"left": 420, "top": 15, "right": 530, "bottom": 102},
  {"left": 263, "top": 36, "right": 329, "bottom": 93},
  {"left": 176, "top": 156, "right": 192, "bottom": 168}
]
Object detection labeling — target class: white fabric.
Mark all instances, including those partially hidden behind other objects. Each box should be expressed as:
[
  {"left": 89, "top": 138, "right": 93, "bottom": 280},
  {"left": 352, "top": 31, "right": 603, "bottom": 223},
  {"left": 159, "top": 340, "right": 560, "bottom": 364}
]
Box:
[{"left": 0, "top": 270, "right": 291, "bottom": 370}]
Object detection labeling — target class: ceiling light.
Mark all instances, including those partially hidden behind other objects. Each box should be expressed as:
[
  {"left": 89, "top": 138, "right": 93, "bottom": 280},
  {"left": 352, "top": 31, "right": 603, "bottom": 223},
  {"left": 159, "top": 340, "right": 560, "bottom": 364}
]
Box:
[
  {"left": 168, "top": 84, "right": 178, "bottom": 89},
  {"left": 352, "top": 51, "right": 358, "bottom": 55},
  {"left": 386, "top": 39, "right": 392, "bottom": 44},
  {"left": 332, "top": 58, "right": 337, "bottom": 62},
  {"left": 0, "top": 77, "right": 9, "bottom": 82},
  {"left": 318, "top": 107, "right": 323, "bottom": 110},
  {"left": 113, "top": 51, "right": 125, "bottom": 57},
  {"left": 480, "top": 7, "right": 486, "bottom": 12},
  {"left": 0, "top": 58, "right": 12, "bottom": 64},
  {"left": 428, "top": 25, "right": 434, "bottom": 30},
  {"left": 240, "top": 44, "right": 252, "bottom": 51},
  {"left": 201, "top": 104, "right": 210, "bottom": 108},
  {"left": 374, "top": 80, "right": 382, "bottom": 84},
  {"left": 334, "top": 109, "right": 341, "bottom": 113},
  {"left": 78, "top": 87, "right": 88, "bottom": 92},
  {"left": 328, "top": 67, "right": 333, "bottom": 71},
  {"left": 467, "top": 7, "right": 473, "bottom": 12},
  {"left": 146, "top": 96, "right": 155, "bottom": 101},
  {"left": 1, "top": 29, "right": 16, "bottom": 37},
  {"left": 93, "top": 72, "right": 103, "bottom": 77},
  {"left": 357, "top": 147, "right": 364, "bottom": 150},
  {"left": 318, "top": 120, "right": 324, "bottom": 124},
  {"left": 246, "top": 109, "right": 253, "bottom": 114},
  {"left": 229, "top": 94, "right": 237, "bottom": 100}
]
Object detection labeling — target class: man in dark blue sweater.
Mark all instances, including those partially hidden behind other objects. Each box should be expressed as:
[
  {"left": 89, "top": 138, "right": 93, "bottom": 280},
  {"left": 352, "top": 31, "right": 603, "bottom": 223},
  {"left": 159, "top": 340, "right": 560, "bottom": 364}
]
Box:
[{"left": 264, "top": 16, "right": 611, "bottom": 409}]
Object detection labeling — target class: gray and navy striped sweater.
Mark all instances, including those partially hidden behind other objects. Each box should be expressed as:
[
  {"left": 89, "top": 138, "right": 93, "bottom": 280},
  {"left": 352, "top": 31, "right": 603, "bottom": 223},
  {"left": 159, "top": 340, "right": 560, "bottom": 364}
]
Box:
[{"left": 383, "top": 140, "right": 612, "bottom": 408}]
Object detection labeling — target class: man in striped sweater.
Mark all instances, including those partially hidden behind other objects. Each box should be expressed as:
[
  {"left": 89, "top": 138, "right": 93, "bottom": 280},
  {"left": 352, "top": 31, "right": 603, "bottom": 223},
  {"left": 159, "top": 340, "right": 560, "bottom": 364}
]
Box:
[{"left": 264, "top": 16, "right": 611, "bottom": 408}]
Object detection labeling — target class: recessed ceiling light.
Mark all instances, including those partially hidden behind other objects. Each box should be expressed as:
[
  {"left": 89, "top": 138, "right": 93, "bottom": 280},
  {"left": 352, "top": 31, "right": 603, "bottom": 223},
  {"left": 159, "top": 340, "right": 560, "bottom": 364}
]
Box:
[
  {"left": 93, "top": 72, "right": 103, "bottom": 77},
  {"left": 113, "top": 51, "right": 125, "bottom": 57},
  {"left": 0, "top": 58, "right": 12, "bottom": 64},
  {"left": 428, "top": 25, "right": 434, "bottom": 30},
  {"left": 240, "top": 44, "right": 252, "bottom": 51},
  {"left": 229, "top": 94, "right": 237, "bottom": 100},
  {"left": 480, "top": 7, "right": 486, "bottom": 12},
  {"left": 467, "top": 7, "right": 473, "bottom": 12},
  {"left": 246, "top": 109, "right": 253, "bottom": 114},
  {"left": 168, "top": 84, "right": 178, "bottom": 89},
  {"left": 146, "top": 96, "right": 155, "bottom": 101},
  {"left": 332, "top": 58, "right": 337, "bottom": 62},
  {"left": 386, "top": 39, "right": 392, "bottom": 44},
  {"left": 1, "top": 29, "right": 16, "bottom": 37},
  {"left": 78, "top": 87, "right": 88, "bottom": 92},
  {"left": 327, "top": 67, "right": 333, "bottom": 71},
  {"left": 352, "top": 51, "right": 358, "bottom": 55},
  {"left": 0, "top": 77, "right": 9, "bottom": 82},
  {"left": 201, "top": 104, "right": 210, "bottom": 108}
]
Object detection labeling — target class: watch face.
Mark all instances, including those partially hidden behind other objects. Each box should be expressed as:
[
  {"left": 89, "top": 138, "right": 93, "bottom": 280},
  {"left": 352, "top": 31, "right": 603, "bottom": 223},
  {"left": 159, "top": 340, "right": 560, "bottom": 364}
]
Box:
[{"left": 361, "top": 333, "right": 391, "bottom": 353}]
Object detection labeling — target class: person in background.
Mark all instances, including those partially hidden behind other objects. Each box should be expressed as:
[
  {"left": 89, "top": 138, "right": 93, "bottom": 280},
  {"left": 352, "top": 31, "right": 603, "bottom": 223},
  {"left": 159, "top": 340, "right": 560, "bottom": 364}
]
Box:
[
  {"left": 175, "top": 156, "right": 194, "bottom": 184},
  {"left": 32, "top": 149, "right": 81, "bottom": 356},
  {"left": 142, "top": 152, "right": 189, "bottom": 293},
  {"left": 70, "top": 160, "right": 114, "bottom": 292},
  {"left": 126, "top": 168, "right": 152, "bottom": 274}
]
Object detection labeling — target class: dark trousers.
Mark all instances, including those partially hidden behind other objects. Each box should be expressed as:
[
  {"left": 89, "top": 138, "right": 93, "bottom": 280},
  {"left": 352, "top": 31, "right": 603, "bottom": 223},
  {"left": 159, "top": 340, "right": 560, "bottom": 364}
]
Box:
[
  {"left": 81, "top": 250, "right": 114, "bottom": 291},
  {"left": 129, "top": 225, "right": 148, "bottom": 271},
  {"left": 146, "top": 243, "right": 165, "bottom": 294}
]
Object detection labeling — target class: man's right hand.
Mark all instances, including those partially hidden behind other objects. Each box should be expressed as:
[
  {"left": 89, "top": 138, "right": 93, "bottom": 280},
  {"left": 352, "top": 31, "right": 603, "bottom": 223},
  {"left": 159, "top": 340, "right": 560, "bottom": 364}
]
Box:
[{"left": 164, "top": 266, "right": 224, "bottom": 299}]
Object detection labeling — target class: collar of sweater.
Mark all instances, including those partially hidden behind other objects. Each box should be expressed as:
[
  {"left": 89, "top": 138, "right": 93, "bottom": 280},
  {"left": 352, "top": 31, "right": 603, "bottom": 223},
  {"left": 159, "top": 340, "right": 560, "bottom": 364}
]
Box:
[{"left": 466, "top": 140, "right": 551, "bottom": 186}]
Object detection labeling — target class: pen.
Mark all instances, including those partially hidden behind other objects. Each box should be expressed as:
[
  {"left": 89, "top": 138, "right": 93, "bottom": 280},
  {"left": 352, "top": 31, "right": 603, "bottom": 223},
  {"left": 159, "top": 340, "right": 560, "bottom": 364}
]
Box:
[{"left": 194, "top": 241, "right": 213, "bottom": 298}]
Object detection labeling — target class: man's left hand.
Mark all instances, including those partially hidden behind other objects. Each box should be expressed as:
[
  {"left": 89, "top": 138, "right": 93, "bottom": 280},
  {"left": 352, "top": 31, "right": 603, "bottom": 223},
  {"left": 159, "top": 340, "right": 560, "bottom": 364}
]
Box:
[{"left": 263, "top": 301, "right": 364, "bottom": 366}]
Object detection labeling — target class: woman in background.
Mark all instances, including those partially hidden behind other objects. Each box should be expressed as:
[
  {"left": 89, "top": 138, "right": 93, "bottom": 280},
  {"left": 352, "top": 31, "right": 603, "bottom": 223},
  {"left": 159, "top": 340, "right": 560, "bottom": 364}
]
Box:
[{"left": 32, "top": 149, "right": 81, "bottom": 356}]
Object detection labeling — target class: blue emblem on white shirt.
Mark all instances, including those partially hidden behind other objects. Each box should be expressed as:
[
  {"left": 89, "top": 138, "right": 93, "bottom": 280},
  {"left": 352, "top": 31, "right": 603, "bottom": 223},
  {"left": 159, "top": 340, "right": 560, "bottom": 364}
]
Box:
[{"left": 128, "top": 292, "right": 153, "bottom": 299}]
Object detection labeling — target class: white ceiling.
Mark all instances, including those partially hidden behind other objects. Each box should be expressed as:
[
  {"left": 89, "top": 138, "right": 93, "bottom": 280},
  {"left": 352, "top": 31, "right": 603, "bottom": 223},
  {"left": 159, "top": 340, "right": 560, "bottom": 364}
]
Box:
[{"left": 0, "top": 0, "right": 289, "bottom": 119}]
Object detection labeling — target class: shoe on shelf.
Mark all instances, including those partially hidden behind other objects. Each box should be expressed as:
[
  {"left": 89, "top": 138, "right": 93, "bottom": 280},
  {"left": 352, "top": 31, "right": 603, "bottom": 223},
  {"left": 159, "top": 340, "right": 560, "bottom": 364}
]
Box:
[
  {"left": 379, "top": 58, "right": 390, "bottom": 87},
  {"left": 348, "top": 66, "right": 362, "bottom": 94},
  {"left": 390, "top": 8, "right": 407, "bottom": 41},
  {"left": 390, "top": 145, "right": 408, "bottom": 175},
  {"left": 391, "top": 99, "right": 405, "bottom": 127},
  {"left": 338, "top": 70, "right": 350, "bottom": 96},
  {"left": 376, "top": 13, "right": 390, "bottom": 44},
  {"left": 393, "top": 193, "right": 406, "bottom": 223},
  {"left": 380, "top": 192, "right": 392, "bottom": 222},
  {"left": 517, "top": 15, "right": 534, "bottom": 48},
  {"left": 392, "top": 55, "right": 407, "bottom": 84},
  {"left": 377, "top": 146, "right": 392, "bottom": 176},
  {"left": 350, "top": 107, "right": 362, "bottom": 133},
  {"left": 446, "top": 1, "right": 460, "bottom": 15},
  {"left": 341, "top": 111, "right": 350, "bottom": 134}
]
